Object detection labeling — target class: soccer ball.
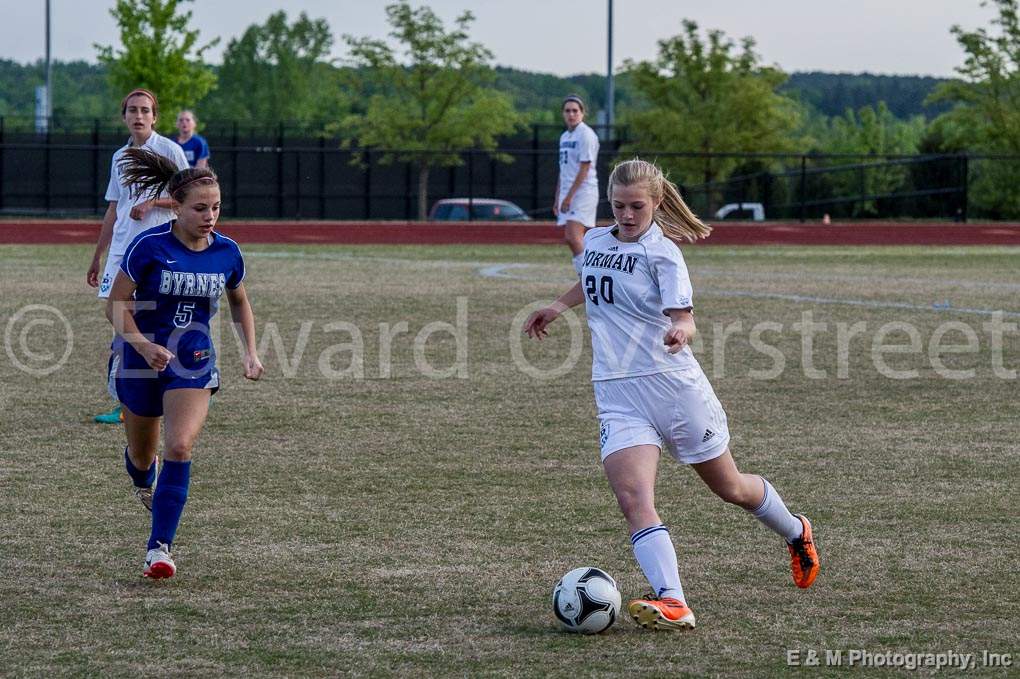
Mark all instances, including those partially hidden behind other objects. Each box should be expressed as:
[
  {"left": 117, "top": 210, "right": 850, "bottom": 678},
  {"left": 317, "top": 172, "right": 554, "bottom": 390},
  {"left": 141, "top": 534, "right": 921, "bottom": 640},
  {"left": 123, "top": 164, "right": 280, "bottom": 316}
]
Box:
[{"left": 552, "top": 567, "right": 622, "bottom": 634}]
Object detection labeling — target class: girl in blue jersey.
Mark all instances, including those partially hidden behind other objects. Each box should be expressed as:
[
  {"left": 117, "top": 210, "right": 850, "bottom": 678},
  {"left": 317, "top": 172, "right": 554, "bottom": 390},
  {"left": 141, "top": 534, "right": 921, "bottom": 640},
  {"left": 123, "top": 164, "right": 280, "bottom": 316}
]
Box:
[
  {"left": 106, "top": 148, "right": 263, "bottom": 579},
  {"left": 525, "top": 159, "right": 818, "bottom": 631}
]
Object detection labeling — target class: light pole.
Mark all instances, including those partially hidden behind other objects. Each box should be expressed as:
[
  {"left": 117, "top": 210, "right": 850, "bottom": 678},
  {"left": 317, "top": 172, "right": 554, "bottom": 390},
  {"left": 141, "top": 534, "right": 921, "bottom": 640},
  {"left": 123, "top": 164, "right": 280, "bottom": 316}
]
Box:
[
  {"left": 606, "top": 0, "right": 614, "bottom": 141},
  {"left": 45, "top": 0, "right": 52, "bottom": 124}
]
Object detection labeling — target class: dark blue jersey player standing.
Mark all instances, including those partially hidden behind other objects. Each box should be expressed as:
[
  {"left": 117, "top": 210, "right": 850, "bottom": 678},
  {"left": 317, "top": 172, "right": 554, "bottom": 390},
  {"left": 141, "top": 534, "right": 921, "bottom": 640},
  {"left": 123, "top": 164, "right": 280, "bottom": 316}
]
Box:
[{"left": 106, "top": 147, "right": 264, "bottom": 579}]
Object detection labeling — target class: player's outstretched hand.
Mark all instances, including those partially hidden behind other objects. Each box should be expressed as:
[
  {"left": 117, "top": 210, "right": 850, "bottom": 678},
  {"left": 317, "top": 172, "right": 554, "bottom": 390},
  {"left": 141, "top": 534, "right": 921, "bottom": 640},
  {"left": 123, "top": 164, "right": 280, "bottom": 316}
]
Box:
[
  {"left": 663, "top": 325, "right": 689, "bottom": 354},
  {"left": 524, "top": 307, "right": 560, "bottom": 340},
  {"left": 139, "top": 343, "right": 174, "bottom": 371},
  {"left": 243, "top": 353, "right": 264, "bottom": 381}
]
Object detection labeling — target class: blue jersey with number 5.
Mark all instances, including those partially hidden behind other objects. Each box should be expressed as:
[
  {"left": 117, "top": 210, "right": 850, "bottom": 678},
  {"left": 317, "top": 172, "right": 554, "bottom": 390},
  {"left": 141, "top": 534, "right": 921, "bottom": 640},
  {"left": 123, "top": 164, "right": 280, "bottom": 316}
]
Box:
[{"left": 119, "top": 223, "right": 245, "bottom": 372}]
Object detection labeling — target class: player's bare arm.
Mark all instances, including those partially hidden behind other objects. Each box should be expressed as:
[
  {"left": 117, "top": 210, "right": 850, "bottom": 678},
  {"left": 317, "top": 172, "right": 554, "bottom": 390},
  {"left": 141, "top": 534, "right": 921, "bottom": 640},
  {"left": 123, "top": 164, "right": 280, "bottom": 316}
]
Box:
[
  {"left": 524, "top": 282, "right": 584, "bottom": 339},
  {"left": 663, "top": 308, "right": 697, "bottom": 354},
  {"left": 105, "top": 271, "right": 174, "bottom": 371},
  {"left": 226, "top": 283, "right": 265, "bottom": 381},
  {"left": 130, "top": 197, "right": 174, "bottom": 221},
  {"left": 88, "top": 202, "right": 118, "bottom": 287}
]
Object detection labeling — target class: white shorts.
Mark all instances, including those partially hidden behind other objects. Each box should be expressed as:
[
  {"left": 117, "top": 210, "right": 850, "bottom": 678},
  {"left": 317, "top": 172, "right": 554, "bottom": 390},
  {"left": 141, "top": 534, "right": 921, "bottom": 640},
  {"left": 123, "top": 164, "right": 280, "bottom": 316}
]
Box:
[
  {"left": 556, "top": 188, "right": 599, "bottom": 228},
  {"left": 97, "top": 253, "right": 124, "bottom": 299},
  {"left": 593, "top": 367, "right": 730, "bottom": 465}
]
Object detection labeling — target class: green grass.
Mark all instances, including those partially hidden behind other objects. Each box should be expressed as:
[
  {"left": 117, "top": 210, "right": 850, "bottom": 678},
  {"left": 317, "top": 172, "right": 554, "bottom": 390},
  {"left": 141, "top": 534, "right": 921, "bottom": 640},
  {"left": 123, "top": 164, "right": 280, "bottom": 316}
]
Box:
[{"left": 1, "top": 244, "right": 1018, "bottom": 677}]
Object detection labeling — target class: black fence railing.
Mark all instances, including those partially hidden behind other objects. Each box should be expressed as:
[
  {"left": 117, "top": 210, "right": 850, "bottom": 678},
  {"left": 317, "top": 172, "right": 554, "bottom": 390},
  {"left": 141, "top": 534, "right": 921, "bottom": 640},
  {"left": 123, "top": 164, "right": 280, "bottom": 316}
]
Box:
[
  {"left": 673, "top": 152, "right": 971, "bottom": 222},
  {"left": 0, "top": 119, "right": 1015, "bottom": 221}
]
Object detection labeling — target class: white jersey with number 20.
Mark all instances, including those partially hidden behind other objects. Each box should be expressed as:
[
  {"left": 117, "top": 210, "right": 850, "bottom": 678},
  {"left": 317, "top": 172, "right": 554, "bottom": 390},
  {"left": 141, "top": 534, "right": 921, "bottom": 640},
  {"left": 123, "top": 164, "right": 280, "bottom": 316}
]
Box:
[{"left": 581, "top": 222, "right": 698, "bottom": 381}]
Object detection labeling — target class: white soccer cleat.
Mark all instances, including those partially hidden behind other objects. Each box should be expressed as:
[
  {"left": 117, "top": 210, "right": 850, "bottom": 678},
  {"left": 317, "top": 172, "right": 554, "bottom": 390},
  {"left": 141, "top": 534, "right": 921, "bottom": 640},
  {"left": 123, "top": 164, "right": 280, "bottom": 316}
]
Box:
[{"left": 143, "top": 542, "right": 176, "bottom": 579}]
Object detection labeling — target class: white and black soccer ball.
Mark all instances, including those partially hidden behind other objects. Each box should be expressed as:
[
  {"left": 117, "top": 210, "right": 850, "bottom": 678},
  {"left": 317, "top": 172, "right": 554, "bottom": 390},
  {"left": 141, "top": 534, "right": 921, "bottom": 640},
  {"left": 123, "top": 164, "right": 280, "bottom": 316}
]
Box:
[{"left": 552, "top": 567, "right": 622, "bottom": 634}]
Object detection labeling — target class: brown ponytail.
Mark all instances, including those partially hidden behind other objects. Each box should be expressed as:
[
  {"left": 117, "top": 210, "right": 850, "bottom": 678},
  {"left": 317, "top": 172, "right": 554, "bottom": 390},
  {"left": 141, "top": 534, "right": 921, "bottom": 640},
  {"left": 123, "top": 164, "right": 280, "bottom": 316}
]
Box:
[
  {"left": 608, "top": 159, "right": 711, "bottom": 244},
  {"left": 118, "top": 148, "right": 218, "bottom": 202}
]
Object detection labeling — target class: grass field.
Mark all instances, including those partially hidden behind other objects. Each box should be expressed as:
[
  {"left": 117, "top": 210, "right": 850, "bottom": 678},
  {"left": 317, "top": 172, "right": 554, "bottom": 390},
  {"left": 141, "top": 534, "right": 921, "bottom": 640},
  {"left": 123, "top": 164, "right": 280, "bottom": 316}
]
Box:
[{"left": 2, "top": 243, "right": 1018, "bottom": 677}]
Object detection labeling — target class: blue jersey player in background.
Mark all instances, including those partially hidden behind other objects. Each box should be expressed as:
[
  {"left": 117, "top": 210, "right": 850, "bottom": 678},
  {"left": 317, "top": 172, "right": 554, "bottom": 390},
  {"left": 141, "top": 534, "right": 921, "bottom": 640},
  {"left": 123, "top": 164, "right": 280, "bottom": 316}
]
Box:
[
  {"left": 106, "top": 147, "right": 263, "bottom": 579},
  {"left": 171, "top": 109, "right": 210, "bottom": 169}
]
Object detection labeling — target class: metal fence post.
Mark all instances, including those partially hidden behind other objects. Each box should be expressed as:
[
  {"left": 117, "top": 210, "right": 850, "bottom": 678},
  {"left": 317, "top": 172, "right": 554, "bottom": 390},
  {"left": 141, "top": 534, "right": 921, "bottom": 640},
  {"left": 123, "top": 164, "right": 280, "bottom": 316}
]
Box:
[
  {"left": 0, "top": 116, "right": 5, "bottom": 211},
  {"left": 319, "top": 137, "right": 326, "bottom": 218},
  {"left": 276, "top": 122, "right": 284, "bottom": 218},
  {"left": 295, "top": 149, "right": 302, "bottom": 218},
  {"left": 44, "top": 124, "right": 51, "bottom": 212},
  {"left": 960, "top": 154, "right": 969, "bottom": 223},
  {"left": 798, "top": 155, "right": 807, "bottom": 223},
  {"left": 231, "top": 121, "right": 239, "bottom": 217},
  {"left": 364, "top": 149, "right": 372, "bottom": 219},
  {"left": 405, "top": 162, "right": 412, "bottom": 220},
  {"left": 490, "top": 154, "right": 497, "bottom": 198},
  {"left": 467, "top": 150, "right": 474, "bottom": 221},
  {"left": 858, "top": 161, "right": 866, "bottom": 218},
  {"left": 532, "top": 125, "right": 540, "bottom": 214},
  {"left": 92, "top": 118, "right": 100, "bottom": 214}
]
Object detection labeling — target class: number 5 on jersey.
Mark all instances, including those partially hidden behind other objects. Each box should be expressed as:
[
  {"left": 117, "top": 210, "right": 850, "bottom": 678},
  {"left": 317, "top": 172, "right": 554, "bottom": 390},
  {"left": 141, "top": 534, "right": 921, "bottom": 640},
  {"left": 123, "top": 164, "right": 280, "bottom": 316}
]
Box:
[
  {"left": 174, "top": 302, "right": 195, "bottom": 328},
  {"left": 585, "top": 275, "right": 614, "bottom": 305}
]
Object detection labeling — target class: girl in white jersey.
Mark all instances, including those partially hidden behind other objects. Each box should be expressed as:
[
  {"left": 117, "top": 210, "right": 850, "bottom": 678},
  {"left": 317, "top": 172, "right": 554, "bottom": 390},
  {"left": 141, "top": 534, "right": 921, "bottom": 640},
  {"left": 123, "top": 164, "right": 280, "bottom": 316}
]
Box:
[
  {"left": 87, "top": 88, "right": 190, "bottom": 423},
  {"left": 525, "top": 159, "right": 819, "bottom": 631},
  {"left": 553, "top": 95, "right": 600, "bottom": 276}
]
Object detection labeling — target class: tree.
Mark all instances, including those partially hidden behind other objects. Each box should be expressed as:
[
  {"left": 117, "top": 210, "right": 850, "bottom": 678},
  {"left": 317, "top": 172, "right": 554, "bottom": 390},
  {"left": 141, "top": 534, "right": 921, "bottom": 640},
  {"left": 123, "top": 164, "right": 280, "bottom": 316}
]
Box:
[
  {"left": 928, "top": 0, "right": 1020, "bottom": 217},
  {"left": 201, "top": 11, "right": 343, "bottom": 128},
  {"left": 622, "top": 20, "right": 800, "bottom": 210},
  {"left": 817, "top": 103, "right": 926, "bottom": 216},
  {"left": 94, "top": 0, "right": 217, "bottom": 130},
  {"left": 342, "top": 2, "right": 521, "bottom": 220}
]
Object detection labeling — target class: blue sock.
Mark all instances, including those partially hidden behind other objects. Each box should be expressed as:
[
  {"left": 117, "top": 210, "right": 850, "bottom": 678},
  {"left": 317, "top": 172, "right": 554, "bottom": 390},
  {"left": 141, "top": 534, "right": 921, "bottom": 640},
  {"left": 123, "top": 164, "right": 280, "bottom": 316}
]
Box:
[
  {"left": 148, "top": 459, "right": 191, "bottom": 550},
  {"left": 124, "top": 447, "right": 156, "bottom": 488}
]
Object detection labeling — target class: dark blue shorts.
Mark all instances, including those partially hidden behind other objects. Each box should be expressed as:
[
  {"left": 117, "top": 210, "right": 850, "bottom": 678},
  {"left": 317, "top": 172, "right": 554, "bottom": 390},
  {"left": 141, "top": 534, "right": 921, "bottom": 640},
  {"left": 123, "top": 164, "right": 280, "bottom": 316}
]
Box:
[{"left": 107, "top": 342, "right": 220, "bottom": 418}]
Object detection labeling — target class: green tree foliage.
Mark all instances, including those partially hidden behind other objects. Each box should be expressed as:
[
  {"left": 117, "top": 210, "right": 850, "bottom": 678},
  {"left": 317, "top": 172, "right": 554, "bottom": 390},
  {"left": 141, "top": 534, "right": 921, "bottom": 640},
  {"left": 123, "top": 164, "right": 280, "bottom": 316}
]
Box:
[
  {"left": 0, "top": 60, "right": 109, "bottom": 123},
  {"left": 812, "top": 103, "right": 926, "bottom": 216},
  {"left": 200, "top": 11, "right": 343, "bottom": 128},
  {"left": 621, "top": 20, "right": 800, "bottom": 210},
  {"left": 342, "top": 2, "right": 522, "bottom": 220},
  {"left": 928, "top": 0, "right": 1020, "bottom": 217},
  {"left": 785, "top": 72, "right": 950, "bottom": 120},
  {"left": 94, "top": 0, "right": 217, "bottom": 131}
]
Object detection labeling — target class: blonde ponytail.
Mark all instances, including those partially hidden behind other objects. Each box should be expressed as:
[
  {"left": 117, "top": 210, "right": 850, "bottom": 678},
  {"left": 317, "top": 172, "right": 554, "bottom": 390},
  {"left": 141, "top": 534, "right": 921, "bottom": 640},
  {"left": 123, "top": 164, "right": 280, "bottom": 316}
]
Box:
[{"left": 608, "top": 159, "right": 711, "bottom": 244}]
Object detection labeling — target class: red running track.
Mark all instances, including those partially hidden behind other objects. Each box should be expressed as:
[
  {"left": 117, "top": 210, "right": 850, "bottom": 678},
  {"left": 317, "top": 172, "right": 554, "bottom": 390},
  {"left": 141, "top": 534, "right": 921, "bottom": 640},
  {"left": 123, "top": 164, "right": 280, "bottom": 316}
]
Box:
[{"left": 2, "top": 220, "right": 1020, "bottom": 246}]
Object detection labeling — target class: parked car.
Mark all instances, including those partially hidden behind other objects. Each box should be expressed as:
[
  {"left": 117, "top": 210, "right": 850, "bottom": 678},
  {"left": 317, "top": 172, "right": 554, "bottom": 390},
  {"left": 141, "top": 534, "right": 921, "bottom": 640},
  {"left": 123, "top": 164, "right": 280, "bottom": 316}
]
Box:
[
  {"left": 715, "top": 202, "right": 765, "bottom": 221},
  {"left": 429, "top": 198, "right": 531, "bottom": 221}
]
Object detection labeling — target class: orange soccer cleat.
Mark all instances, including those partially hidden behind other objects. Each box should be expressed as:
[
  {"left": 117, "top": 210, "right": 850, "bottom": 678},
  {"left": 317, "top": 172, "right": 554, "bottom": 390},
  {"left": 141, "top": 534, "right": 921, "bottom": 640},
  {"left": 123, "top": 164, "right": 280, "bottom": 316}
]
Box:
[
  {"left": 787, "top": 514, "right": 820, "bottom": 589},
  {"left": 627, "top": 595, "right": 696, "bottom": 630}
]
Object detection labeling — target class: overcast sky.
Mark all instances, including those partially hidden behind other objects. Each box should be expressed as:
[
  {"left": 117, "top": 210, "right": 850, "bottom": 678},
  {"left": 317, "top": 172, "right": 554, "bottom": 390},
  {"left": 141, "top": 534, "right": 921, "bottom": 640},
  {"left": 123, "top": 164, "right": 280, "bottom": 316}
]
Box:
[{"left": 0, "top": 0, "right": 998, "bottom": 77}]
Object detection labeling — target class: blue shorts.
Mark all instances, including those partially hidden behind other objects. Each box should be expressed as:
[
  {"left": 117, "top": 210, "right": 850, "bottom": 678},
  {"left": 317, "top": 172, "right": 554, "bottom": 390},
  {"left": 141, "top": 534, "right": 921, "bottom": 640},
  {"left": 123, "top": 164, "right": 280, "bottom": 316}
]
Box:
[{"left": 108, "top": 341, "right": 220, "bottom": 418}]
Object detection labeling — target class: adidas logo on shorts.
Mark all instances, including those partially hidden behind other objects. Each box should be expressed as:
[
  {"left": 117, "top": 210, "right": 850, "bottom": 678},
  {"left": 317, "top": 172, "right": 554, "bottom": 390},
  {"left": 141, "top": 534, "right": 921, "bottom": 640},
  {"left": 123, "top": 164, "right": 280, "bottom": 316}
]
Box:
[{"left": 702, "top": 429, "right": 715, "bottom": 443}]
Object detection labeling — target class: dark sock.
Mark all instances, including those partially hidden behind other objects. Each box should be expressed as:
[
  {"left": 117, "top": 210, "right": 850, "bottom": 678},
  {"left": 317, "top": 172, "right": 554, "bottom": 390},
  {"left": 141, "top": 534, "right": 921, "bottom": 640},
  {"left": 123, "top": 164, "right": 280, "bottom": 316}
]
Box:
[{"left": 124, "top": 447, "right": 156, "bottom": 488}]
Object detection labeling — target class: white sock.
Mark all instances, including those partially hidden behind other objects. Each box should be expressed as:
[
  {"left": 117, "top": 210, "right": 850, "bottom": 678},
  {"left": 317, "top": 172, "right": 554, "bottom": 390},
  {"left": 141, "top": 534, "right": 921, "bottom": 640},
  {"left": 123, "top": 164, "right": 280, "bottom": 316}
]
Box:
[
  {"left": 631, "top": 524, "right": 685, "bottom": 602},
  {"left": 572, "top": 253, "right": 584, "bottom": 276},
  {"left": 750, "top": 477, "right": 803, "bottom": 542}
]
